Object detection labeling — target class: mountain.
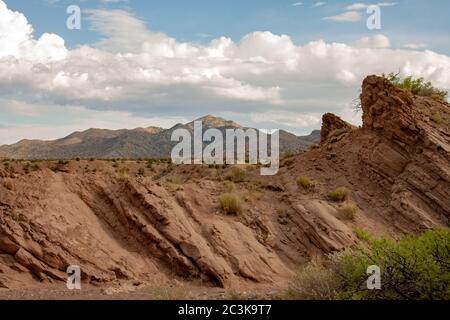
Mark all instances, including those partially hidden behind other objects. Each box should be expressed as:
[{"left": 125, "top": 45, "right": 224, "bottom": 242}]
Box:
[{"left": 0, "top": 115, "right": 320, "bottom": 160}]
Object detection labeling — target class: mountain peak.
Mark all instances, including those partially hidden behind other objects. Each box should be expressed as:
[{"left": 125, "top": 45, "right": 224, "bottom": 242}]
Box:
[{"left": 194, "top": 115, "right": 242, "bottom": 128}]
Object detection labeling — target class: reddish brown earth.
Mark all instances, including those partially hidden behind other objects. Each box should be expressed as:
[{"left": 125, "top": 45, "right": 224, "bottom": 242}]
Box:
[{"left": 0, "top": 76, "right": 449, "bottom": 299}]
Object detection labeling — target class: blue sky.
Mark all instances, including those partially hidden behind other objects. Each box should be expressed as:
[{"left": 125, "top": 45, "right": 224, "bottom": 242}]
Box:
[
  {"left": 0, "top": 0, "right": 449, "bottom": 144},
  {"left": 6, "top": 0, "right": 450, "bottom": 54}
]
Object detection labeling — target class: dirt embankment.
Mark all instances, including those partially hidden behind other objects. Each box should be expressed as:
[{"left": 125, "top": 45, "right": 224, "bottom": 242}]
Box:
[{"left": 0, "top": 76, "right": 449, "bottom": 293}]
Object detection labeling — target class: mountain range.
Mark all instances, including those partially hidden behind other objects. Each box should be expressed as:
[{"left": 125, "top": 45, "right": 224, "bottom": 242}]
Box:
[{"left": 0, "top": 115, "right": 320, "bottom": 159}]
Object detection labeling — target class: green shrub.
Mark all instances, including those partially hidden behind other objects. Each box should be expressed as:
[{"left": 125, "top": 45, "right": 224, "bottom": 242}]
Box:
[
  {"left": 384, "top": 73, "right": 448, "bottom": 102},
  {"left": 286, "top": 229, "right": 450, "bottom": 300},
  {"left": 334, "top": 228, "right": 450, "bottom": 300},
  {"left": 220, "top": 193, "right": 241, "bottom": 215},
  {"left": 329, "top": 187, "right": 349, "bottom": 202},
  {"left": 338, "top": 204, "right": 358, "bottom": 221},
  {"left": 296, "top": 176, "right": 312, "bottom": 190}
]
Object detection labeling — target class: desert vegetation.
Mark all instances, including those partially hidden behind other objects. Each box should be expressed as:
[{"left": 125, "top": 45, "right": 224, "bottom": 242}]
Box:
[
  {"left": 286, "top": 229, "right": 450, "bottom": 300},
  {"left": 384, "top": 72, "right": 448, "bottom": 102},
  {"left": 226, "top": 167, "right": 246, "bottom": 183},
  {"left": 329, "top": 187, "right": 350, "bottom": 202},
  {"left": 219, "top": 193, "right": 241, "bottom": 215},
  {"left": 296, "top": 176, "right": 312, "bottom": 190},
  {"left": 337, "top": 204, "right": 358, "bottom": 221}
]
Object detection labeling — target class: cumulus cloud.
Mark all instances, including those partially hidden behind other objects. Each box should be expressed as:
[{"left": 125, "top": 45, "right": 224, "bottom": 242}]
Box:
[
  {"left": 0, "top": 1, "right": 67, "bottom": 61},
  {"left": 403, "top": 43, "right": 427, "bottom": 50},
  {"left": 354, "top": 34, "right": 391, "bottom": 48},
  {"left": 0, "top": 0, "right": 449, "bottom": 144}
]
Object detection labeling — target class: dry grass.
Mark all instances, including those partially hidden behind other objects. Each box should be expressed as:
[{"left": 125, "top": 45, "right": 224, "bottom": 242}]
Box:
[
  {"left": 296, "top": 176, "right": 312, "bottom": 190},
  {"left": 117, "top": 166, "right": 130, "bottom": 176},
  {"left": 220, "top": 193, "right": 241, "bottom": 215},
  {"left": 329, "top": 187, "right": 350, "bottom": 202},
  {"left": 226, "top": 167, "right": 246, "bottom": 183},
  {"left": 224, "top": 180, "right": 236, "bottom": 192},
  {"left": 338, "top": 204, "right": 358, "bottom": 221},
  {"left": 285, "top": 259, "right": 340, "bottom": 300}
]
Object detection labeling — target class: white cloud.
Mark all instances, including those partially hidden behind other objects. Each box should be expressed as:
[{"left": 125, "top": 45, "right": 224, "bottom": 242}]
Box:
[
  {"left": 346, "top": 2, "right": 397, "bottom": 10},
  {"left": 403, "top": 43, "right": 427, "bottom": 50},
  {"left": 0, "top": 1, "right": 67, "bottom": 62},
  {"left": 354, "top": 34, "right": 391, "bottom": 48},
  {"left": 314, "top": 1, "right": 326, "bottom": 7},
  {"left": 323, "top": 11, "right": 362, "bottom": 22},
  {"left": 0, "top": 0, "right": 449, "bottom": 144}
]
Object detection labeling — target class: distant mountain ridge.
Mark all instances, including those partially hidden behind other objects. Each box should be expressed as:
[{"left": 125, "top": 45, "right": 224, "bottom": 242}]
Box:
[{"left": 0, "top": 115, "right": 320, "bottom": 159}]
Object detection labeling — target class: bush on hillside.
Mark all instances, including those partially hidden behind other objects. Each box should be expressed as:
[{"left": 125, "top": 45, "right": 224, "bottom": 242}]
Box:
[{"left": 286, "top": 229, "right": 450, "bottom": 300}]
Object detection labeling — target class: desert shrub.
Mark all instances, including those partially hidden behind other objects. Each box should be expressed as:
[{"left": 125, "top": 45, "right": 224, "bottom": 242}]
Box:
[
  {"left": 137, "top": 168, "right": 145, "bottom": 176},
  {"left": 89, "top": 158, "right": 95, "bottom": 162},
  {"left": 329, "top": 187, "right": 349, "bottom": 202},
  {"left": 31, "top": 163, "right": 40, "bottom": 171},
  {"left": 2, "top": 178, "right": 13, "bottom": 191},
  {"left": 224, "top": 181, "right": 236, "bottom": 192},
  {"left": 308, "top": 144, "right": 319, "bottom": 151},
  {"left": 384, "top": 73, "right": 448, "bottom": 102},
  {"left": 226, "top": 168, "right": 246, "bottom": 183},
  {"left": 286, "top": 259, "right": 341, "bottom": 300},
  {"left": 286, "top": 229, "right": 450, "bottom": 300},
  {"left": 430, "top": 112, "right": 442, "bottom": 124},
  {"left": 117, "top": 166, "right": 129, "bottom": 176},
  {"left": 296, "top": 176, "right": 312, "bottom": 190},
  {"left": 75, "top": 157, "right": 81, "bottom": 162},
  {"left": 220, "top": 193, "right": 241, "bottom": 215},
  {"left": 333, "top": 228, "right": 450, "bottom": 300},
  {"left": 338, "top": 204, "right": 358, "bottom": 221}
]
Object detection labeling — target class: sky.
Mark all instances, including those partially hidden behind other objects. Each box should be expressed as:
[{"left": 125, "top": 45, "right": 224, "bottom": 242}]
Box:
[{"left": 0, "top": 0, "right": 449, "bottom": 144}]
